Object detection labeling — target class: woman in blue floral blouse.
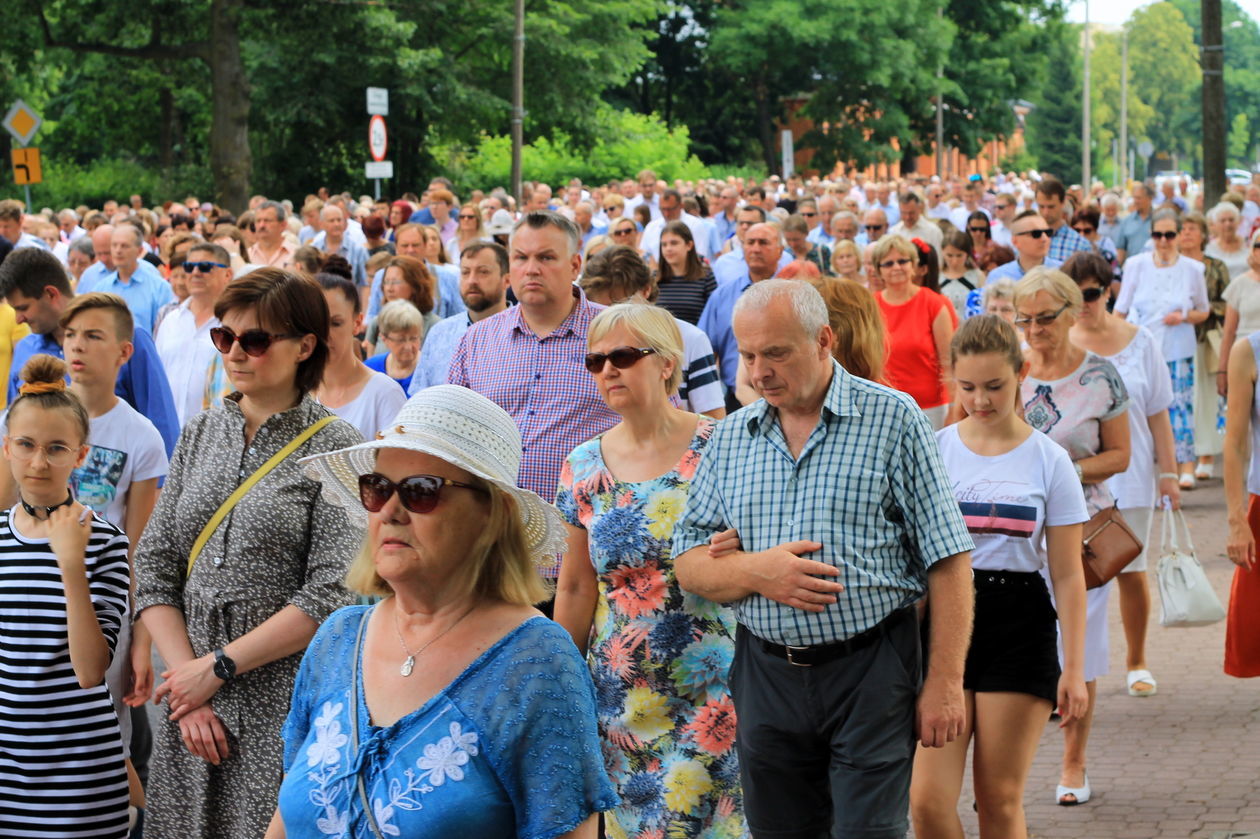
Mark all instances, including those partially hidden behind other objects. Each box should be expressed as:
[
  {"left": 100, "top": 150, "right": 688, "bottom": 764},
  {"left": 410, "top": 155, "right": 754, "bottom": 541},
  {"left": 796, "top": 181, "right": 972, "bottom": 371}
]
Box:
[{"left": 555, "top": 303, "right": 747, "bottom": 839}]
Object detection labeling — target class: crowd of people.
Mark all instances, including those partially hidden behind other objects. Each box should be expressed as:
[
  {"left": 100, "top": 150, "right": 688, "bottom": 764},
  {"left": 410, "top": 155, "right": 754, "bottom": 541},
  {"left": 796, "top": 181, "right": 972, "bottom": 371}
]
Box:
[{"left": 0, "top": 165, "right": 1257, "bottom": 839}]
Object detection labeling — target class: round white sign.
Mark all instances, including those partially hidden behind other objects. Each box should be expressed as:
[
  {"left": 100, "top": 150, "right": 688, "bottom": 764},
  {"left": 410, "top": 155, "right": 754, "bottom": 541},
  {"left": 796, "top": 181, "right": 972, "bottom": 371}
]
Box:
[{"left": 369, "top": 115, "right": 388, "bottom": 162}]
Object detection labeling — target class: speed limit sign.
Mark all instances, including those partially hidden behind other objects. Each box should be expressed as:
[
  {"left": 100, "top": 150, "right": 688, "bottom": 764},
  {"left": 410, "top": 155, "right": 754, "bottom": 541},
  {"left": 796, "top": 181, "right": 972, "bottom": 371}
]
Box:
[{"left": 368, "top": 115, "right": 388, "bottom": 162}]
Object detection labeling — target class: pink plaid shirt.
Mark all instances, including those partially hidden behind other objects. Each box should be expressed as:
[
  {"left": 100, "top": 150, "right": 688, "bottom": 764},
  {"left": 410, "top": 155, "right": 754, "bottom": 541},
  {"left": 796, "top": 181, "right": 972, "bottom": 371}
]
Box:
[{"left": 447, "top": 288, "right": 618, "bottom": 572}]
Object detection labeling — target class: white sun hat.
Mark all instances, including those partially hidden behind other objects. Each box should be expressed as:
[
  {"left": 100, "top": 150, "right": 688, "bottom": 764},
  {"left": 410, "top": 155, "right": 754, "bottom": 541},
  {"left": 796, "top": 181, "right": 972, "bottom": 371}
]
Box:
[{"left": 300, "top": 385, "right": 566, "bottom": 569}]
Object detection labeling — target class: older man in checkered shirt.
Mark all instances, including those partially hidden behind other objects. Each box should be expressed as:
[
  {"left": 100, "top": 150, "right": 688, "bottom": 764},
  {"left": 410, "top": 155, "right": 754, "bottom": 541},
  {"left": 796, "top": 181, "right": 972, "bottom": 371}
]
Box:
[{"left": 674, "top": 279, "right": 975, "bottom": 839}]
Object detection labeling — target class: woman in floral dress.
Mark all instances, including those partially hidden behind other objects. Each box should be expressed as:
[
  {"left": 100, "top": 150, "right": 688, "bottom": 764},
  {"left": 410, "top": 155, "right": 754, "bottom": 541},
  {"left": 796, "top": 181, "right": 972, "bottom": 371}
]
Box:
[{"left": 556, "top": 303, "right": 747, "bottom": 839}]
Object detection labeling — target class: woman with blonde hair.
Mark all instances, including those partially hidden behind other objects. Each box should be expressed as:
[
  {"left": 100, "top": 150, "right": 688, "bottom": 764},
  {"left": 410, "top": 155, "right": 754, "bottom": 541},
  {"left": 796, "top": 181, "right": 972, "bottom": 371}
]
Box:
[
  {"left": 555, "top": 303, "right": 744, "bottom": 838},
  {"left": 873, "top": 234, "right": 956, "bottom": 428},
  {"left": 270, "top": 387, "right": 617, "bottom": 837},
  {"left": 820, "top": 279, "right": 887, "bottom": 383},
  {"left": 830, "top": 238, "right": 863, "bottom": 283}
]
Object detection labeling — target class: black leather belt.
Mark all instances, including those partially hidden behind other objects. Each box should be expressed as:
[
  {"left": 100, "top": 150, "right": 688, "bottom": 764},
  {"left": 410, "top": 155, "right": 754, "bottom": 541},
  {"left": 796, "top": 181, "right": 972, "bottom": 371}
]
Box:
[{"left": 757, "top": 607, "right": 912, "bottom": 667}]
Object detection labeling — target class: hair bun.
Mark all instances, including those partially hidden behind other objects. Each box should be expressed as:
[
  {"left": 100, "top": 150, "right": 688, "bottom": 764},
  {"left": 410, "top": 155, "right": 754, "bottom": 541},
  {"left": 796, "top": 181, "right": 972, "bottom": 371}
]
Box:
[{"left": 20, "top": 354, "right": 69, "bottom": 390}]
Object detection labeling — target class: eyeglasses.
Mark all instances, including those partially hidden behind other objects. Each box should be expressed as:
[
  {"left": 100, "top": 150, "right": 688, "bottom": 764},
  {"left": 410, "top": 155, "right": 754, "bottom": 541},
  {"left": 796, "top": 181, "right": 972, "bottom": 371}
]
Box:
[
  {"left": 210, "top": 326, "right": 300, "bottom": 357},
  {"left": 1014, "top": 303, "right": 1070, "bottom": 327},
  {"left": 1253, "top": 241, "right": 1260, "bottom": 250},
  {"left": 458, "top": 214, "right": 478, "bottom": 220},
  {"left": 358, "top": 473, "right": 485, "bottom": 514},
  {"left": 612, "top": 227, "right": 636, "bottom": 236},
  {"left": 382, "top": 333, "right": 421, "bottom": 345},
  {"left": 865, "top": 224, "right": 886, "bottom": 232},
  {"left": 5, "top": 436, "right": 79, "bottom": 467},
  {"left": 583, "top": 346, "right": 656, "bottom": 374},
  {"left": 878, "top": 257, "right": 912, "bottom": 270},
  {"left": 1081, "top": 286, "right": 1105, "bottom": 303},
  {"left": 1150, "top": 230, "right": 1178, "bottom": 241},
  {"left": 968, "top": 226, "right": 989, "bottom": 234},
  {"left": 1014, "top": 228, "right": 1054, "bottom": 239},
  {"left": 800, "top": 211, "right": 817, "bottom": 218},
  {"left": 184, "top": 261, "right": 227, "bottom": 273},
  {"left": 1073, "top": 226, "right": 1095, "bottom": 235}
]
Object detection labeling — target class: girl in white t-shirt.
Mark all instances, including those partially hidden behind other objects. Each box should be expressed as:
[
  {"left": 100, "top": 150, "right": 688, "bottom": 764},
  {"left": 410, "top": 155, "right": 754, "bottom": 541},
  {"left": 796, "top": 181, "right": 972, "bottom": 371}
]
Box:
[{"left": 911, "top": 315, "right": 1090, "bottom": 838}]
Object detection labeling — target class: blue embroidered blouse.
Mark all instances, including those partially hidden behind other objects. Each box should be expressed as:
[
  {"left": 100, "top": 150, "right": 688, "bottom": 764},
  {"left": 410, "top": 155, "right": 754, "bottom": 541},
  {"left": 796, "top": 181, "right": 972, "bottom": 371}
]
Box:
[{"left": 279, "top": 606, "right": 618, "bottom": 838}]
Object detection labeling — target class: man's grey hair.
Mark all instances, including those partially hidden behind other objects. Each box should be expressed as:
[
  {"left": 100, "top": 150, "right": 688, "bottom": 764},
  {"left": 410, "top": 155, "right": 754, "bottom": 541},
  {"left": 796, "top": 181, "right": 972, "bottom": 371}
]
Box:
[
  {"left": 257, "top": 200, "right": 287, "bottom": 222},
  {"left": 1100, "top": 193, "right": 1120, "bottom": 210},
  {"left": 1209, "top": 201, "right": 1240, "bottom": 223},
  {"left": 733, "top": 278, "right": 829, "bottom": 339},
  {"left": 511, "top": 210, "right": 581, "bottom": 255},
  {"left": 59, "top": 208, "right": 80, "bottom": 223},
  {"left": 68, "top": 236, "right": 95, "bottom": 259}
]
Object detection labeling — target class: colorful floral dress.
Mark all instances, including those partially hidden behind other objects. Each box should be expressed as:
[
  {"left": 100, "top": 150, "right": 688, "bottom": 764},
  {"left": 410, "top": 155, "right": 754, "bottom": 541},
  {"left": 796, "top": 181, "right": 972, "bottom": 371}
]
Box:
[{"left": 556, "top": 418, "right": 748, "bottom": 839}]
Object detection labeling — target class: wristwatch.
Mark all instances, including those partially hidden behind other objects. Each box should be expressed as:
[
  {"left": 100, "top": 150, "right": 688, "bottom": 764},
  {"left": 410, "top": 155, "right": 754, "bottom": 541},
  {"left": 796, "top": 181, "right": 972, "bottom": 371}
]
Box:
[{"left": 212, "top": 648, "right": 237, "bottom": 681}]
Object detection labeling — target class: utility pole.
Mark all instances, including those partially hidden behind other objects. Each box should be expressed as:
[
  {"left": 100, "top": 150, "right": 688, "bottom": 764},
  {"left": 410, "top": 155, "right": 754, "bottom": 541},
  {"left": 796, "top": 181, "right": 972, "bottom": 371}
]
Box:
[
  {"left": 1119, "top": 28, "right": 1128, "bottom": 188},
  {"left": 935, "top": 4, "right": 945, "bottom": 177},
  {"left": 1082, "top": 0, "right": 1092, "bottom": 189},
  {"left": 511, "top": 0, "right": 525, "bottom": 211},
  {"left": 1202, "top": 0, "right": 1226, "bottom": 208}
]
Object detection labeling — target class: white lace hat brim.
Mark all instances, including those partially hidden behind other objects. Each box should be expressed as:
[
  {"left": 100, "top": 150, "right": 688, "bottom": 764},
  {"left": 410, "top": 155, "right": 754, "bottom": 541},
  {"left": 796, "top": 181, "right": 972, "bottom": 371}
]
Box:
[{"left": 300, "top": 431, "right": 566, "bottom": 571}]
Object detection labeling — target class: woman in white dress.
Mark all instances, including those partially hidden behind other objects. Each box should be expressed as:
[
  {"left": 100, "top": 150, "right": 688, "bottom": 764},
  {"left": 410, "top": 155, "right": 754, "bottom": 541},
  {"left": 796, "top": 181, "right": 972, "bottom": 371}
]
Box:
[{"left": 312, "top": 272, "right": 406, "bottom": 442}]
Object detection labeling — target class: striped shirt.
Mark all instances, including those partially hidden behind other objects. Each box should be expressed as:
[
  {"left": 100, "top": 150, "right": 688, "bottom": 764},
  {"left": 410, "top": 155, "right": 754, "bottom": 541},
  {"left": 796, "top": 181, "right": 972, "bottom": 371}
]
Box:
[
  {"left": 673, "top": 360, "right": 973, "bottom": 645},
  {"left": 656, "top": 272, "right": 717, "bottom": 325},
  {"left": 0, "top": 510, "right": 131, "bottom": 837},
  {"left": 447, "top": 287, "right": 619, "bottom": 573}
]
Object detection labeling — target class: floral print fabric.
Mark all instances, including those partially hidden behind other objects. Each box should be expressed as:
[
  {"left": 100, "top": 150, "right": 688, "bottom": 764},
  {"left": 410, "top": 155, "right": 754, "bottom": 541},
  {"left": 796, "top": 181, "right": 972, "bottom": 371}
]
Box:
[{"left": 556, "top": 418, "right": 748, "bottom": 838}]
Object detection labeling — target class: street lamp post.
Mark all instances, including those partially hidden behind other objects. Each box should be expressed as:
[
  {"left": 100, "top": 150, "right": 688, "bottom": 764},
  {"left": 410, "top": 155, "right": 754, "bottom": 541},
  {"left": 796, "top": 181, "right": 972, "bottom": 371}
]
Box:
[
  {"left": 1202, "top": 0, "right": 1226, "bottom": 207},
  {"left": 1082, "top": 0, "right": 1092, "bottom": 189}
]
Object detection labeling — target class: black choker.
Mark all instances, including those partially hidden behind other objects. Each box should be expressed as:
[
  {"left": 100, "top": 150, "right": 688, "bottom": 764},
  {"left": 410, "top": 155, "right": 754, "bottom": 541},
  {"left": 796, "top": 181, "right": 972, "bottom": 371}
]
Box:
[{"left": 19, "top": 491, "right": 75, "bottom": 520}]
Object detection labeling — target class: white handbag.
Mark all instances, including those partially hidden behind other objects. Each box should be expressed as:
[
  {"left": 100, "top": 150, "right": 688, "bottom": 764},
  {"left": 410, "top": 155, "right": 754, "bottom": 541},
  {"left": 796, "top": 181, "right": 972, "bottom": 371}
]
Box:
[{"left": 1156, "top": 507, "right": 1226, "bottom": 628}]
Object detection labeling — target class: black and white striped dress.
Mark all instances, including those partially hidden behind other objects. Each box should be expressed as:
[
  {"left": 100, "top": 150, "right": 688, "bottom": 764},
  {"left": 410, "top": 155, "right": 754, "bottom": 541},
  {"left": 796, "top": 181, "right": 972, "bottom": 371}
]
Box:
[{"left": 0, "top": 508, "right": 131, "bottom": 838}]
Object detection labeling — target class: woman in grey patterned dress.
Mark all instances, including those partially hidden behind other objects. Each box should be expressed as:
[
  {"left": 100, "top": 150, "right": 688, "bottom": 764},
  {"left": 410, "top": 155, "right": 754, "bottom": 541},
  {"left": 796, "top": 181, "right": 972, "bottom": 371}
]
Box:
[{"left": 134, "top": 269, "right": 363, "bottom": 838}]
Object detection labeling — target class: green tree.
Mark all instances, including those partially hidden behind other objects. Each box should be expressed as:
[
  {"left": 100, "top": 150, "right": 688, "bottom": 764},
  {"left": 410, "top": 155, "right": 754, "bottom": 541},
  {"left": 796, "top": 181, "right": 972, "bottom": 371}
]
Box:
[
  {"left": 1124, "top": 3, "right": 1200, "bottom": 161},
  {"left": 1025, "top": 22, "right": 1082, "bottom": 183},
  {"left": 1229, "top": 112, "right": 1252, "bottom": 167}
]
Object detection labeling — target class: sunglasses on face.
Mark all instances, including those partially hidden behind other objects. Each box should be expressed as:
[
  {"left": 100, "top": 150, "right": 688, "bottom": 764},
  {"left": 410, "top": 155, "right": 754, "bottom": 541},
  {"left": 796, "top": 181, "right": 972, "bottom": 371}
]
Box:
[
  {"left": 359, "top": 473, "right": 485, "bottom": 514},
  {"left": 1015, "top": 228, "right": 1054, "bottom": 239},
  {"left": 459, "top": 214, "right": 477, "bottom": 220},
  {"left": 1080, "top": 286, "right": 1105, "bottom": 303},
  {"left": 209, "top": 326, "right": 299, "bottom": 357},
  {"left": 1073, "top": 226, "right": 1095, "bottom": 235},
  {"left": 184, "top": 261, "right": 227, "bottom": 273},
  {"left": 583, "top": 346, "right": 656, "bottom": 374},
  {"left": 879, "top": 257, "right": 912, "bottom": 270},
  {"left": 612, "top": 227, "right": 635, "bottom": 236},
  {"left": 1150, "top": 230, "right": 1178, "bottom": 241},
  {"left": 800, "top": 211, "right": 817, "bottom": 217},
  {"left": 968, "top": 227, "right": 989, "bottom": 234},
  {"left": 865, "top": 224, "right": 885, "bottom": 232},
  {"left": 1014, "top": 302, "right": 1070, "bottom": 327}
]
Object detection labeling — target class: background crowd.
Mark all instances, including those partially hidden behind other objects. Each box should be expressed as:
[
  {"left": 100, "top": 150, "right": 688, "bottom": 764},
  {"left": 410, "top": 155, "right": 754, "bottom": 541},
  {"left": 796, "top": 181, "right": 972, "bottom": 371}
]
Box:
[{"left": 0, "top": 164, "right": 1257, "bottom": 839}]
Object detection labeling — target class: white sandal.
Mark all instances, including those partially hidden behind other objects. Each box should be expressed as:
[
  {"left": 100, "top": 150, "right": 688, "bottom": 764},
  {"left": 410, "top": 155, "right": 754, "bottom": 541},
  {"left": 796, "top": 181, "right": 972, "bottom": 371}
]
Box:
[
  {"left": 1127, "top": 669, "right": 1157, "bottom": 697},
  {"left": 1056, "top": 773, "right": 1091, "bottom": 806}
]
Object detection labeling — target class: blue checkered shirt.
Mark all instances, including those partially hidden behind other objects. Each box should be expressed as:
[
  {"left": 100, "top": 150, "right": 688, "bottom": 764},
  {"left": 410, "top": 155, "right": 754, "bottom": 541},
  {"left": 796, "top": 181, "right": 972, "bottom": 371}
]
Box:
[
  {"left": 1048, "top": 224, "right": 1094, "bottom": 264},
  {"left": 672, "top": 361, "right": 973, "bottom": 645}
]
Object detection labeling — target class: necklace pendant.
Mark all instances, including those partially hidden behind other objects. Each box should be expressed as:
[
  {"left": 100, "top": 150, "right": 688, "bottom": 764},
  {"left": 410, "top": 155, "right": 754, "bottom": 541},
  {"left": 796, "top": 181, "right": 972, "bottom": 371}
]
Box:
[{"left": 400, "top": 655, "right": 415, "bottom": 677}]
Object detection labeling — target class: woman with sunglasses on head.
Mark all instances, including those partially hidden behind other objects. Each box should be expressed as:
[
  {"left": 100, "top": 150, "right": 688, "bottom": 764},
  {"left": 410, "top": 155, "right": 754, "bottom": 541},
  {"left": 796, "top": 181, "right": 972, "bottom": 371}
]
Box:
[
  {"left": 269, "top": 387, "right": 617, "bottom": 839},
  {"left": 133, "top": 268, "right": 364, "bottom": 838},
  {"left": 1064, "top": 251, "right": 1180, "bottom": 701},
  {"left": 1114, "top": 209, "right": 1210, "bottom": 489},
  {"left": 873, "top": 235, "right": 957, "bottom": 429},
  {"left": 1179, "top": 212, "right": 1230, "bottom": 482},
  {"left": 1015, "top": 267, "right": 1131, "bottom": 806},
  {"left": 554, "top": 303, "right": 746, "bottom": 838}
]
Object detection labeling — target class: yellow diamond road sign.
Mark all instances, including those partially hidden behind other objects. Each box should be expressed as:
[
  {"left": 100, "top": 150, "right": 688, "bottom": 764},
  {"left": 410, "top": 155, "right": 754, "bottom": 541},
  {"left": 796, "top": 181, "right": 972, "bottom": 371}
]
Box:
[{"left": 3, "top": 100, "right": 42, "bottom": 146}]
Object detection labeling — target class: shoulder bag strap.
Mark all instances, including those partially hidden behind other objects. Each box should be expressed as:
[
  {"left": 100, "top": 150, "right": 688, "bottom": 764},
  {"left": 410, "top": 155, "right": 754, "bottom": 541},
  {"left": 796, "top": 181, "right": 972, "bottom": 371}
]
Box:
[
  {"left": 351, "top": 609, "right": 387, "bottom": 839},
  {"left": 185, "top": 415, "right": 337, "bottom": 578}
]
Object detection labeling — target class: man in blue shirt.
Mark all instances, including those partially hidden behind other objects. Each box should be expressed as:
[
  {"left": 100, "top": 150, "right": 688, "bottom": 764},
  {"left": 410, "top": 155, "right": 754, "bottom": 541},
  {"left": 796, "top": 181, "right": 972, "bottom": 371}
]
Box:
[
  {"left": 806, "top": 194, "right": 840, "bottom": 247},
  {"left": 712, "top": 206, "right": 793, "bottom": 286},
  {"left": 1114, "top": 183, "right": 1154, "bottom": 265},
  {"left": 0, "top": 248, "right": 179, "bottom": 457},
  {"left": 986, "top": 210, "right": 1063, "bottom": 284},
  {"left": 1035, "top": 178, "right": 1093, "bottom": 264},
  {"left": 675, "top": 278, "right": 973, "bottom": 839},
  {"left": 409, "top": 242, "right": 512, "bottom": 395},
  {"left": 711, "top": 186, "right": 741, "bottom": 248},
  {"left": 87, "top": 223, "right": 175, "bottom": 334},
  {"left": 312, "top": 204, "right": 368, "bottom": 288},
  {"left": 0, "top": 200, "right": 51, "bottom": 251}
]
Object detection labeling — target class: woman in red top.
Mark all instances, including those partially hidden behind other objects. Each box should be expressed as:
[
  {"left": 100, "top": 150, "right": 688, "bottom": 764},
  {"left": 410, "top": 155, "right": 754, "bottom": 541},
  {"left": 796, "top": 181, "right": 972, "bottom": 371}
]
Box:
[{"left": 875, "top": 235, "right": 956, "bottom": 428}]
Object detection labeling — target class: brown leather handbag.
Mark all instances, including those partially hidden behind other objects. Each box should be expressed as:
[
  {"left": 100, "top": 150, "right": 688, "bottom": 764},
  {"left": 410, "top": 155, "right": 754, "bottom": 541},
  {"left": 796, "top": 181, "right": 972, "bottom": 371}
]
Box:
[{"left": 1081, "top": 505, "right": 1143, "bottom": 589}]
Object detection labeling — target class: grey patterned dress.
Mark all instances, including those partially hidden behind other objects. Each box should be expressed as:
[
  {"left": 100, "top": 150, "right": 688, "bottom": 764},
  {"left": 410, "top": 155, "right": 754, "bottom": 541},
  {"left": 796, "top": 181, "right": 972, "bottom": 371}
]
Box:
[{"left": 134, "top": 394, "right": 364, "bottom": 839}]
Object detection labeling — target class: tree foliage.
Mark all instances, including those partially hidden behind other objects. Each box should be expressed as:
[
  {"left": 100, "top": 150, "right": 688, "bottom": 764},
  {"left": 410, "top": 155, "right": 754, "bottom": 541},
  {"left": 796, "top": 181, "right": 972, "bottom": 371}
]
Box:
[{"left": 1025, "top": 22, "right": 1082, "bottom": 184}]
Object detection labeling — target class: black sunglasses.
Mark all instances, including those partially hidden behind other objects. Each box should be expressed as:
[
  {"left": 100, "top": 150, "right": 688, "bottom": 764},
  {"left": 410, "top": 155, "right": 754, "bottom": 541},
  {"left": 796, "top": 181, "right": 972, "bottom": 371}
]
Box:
[
  {"left": 359, "top": 473, "right": 485, "bottom": 514},
  {"left": 1015, "top": 228, "right": 1054, "bottom": 239},
  {"left": 584, "top": 346, "right": 656, "bottom": 374},
  {"left": 968, "top": 226, "right": 989, "bottom": 233},
  {"left": 1150, "top": 230, "right": 1178, "bottom": 241},
  {"left": 184, "top": 261, "right": 227, "bottom": 273},
  {"left": 1081, "top": 286, "right": 1105, "bottom": 303},
  {"left": 865, "top": 224, "right": 886, "bottom": 231},
  {"left": 612, "top": 227, "right": 636, "bottom": 236},
  {"left": 1074, "top": 226, "right": 1095, "bottom": 235},
  {"left": 210, "top": 326, "right": 299, "bottom": 357},
  {"left": 1014, "top": 302, "right": 1070, "bottom": 327}
]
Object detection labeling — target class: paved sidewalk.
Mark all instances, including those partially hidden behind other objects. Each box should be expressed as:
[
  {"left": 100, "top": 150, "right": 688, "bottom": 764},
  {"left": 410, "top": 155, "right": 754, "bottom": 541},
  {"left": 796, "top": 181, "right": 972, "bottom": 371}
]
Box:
[{"left": 924, "top": 477, "right": 1259, "bottom": 839}]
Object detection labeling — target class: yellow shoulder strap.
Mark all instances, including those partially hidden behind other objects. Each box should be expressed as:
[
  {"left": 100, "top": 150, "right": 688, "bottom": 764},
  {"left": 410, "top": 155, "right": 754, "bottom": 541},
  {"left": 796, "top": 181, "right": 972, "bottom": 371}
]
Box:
[{"left": 186, "top": 415, "right": 337, "bottom": 578}]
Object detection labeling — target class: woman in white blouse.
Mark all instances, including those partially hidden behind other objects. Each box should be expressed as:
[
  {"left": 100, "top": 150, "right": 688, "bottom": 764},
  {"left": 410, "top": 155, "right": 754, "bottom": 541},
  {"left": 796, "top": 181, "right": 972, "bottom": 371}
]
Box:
[
  {"left": 1115, "top": 209, "right": 1210, "bottom": 488},
  {"left": 1066, "top": 251, "right": 1181, "bottom": 699},
  {"left": 1206, "top": 201, "right": 1250, "bottom": 281}
]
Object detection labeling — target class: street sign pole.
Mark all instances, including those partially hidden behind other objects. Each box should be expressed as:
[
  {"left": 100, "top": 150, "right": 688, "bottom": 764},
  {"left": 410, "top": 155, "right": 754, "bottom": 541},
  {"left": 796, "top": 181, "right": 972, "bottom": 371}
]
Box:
[
  {"left": 4, "top": 99, "right": 43, "bottom": 209},
  {"left": 365, "top": 89, "right": 390, "bottom": 199}
]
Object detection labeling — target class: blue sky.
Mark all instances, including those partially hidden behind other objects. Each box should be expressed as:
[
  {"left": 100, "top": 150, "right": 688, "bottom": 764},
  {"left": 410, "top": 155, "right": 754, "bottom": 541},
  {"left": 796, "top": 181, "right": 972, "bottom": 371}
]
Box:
[{"left": 1065, "top": 0, "right": 1260, "bottom": 26}]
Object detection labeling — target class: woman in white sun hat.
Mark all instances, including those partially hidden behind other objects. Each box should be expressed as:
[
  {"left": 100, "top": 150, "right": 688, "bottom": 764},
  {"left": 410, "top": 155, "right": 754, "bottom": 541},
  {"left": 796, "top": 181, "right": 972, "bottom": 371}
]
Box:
[{"left": 265, "top": 385, "right": 618, "bottom": 839}]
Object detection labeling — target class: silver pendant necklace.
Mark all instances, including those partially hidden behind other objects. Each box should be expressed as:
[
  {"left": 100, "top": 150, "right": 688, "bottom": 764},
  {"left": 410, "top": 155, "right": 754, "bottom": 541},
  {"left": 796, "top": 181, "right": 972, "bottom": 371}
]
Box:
[{"left": 393, "top": 602, "right": 477, "bottom": 677}]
